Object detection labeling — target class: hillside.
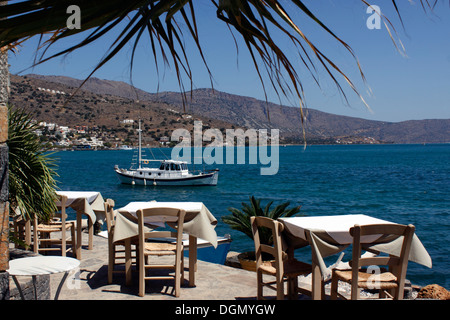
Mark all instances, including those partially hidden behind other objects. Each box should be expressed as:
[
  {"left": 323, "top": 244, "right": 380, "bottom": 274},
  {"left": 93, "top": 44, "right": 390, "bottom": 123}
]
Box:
[
  {"left": 8, "top": 75, "right": 245, "bottom": 147},
  {"left": 12, "top": 74, "right": 450, "bottom": 144}
]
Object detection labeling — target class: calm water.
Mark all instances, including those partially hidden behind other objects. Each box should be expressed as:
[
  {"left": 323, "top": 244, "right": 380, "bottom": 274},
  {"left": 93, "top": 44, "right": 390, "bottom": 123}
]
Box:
[{"left": 53, "top": 144, "right": 449, "bottom": 288}]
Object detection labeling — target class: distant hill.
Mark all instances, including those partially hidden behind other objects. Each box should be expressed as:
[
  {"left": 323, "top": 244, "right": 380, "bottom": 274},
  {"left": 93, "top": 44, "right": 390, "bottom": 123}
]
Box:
[
  {"left": 14, "top": 74, "right": 450, "bottom": 144},
  {"left": 8, "top": 75, "right": 244, "bottom": 146}
]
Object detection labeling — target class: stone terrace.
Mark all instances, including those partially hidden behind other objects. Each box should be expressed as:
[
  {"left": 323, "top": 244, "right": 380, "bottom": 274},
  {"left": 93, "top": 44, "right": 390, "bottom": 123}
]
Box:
[
  {"left": 9, "top": 230, "right": 424, "bottom": 301},
  {"left": 10, "top": 232, "right": 288, "bottom": 300}
]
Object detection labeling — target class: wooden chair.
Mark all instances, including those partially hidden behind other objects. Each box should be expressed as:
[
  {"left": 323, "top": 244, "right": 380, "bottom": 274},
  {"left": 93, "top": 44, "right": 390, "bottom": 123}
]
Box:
[
  {"left": 250, "top": 216, "right": 311, "bottom": 300},
  {"left": 104, "top": 199, "right": 138, "bottom": 284},
  {"left": 32, "top": 195, "right": 76, "bottom": 257},
  {"left": 137, "top": 207, "right": 186, "bottom": 297},
  {"left": 12, "top": 215, "right": 33, "bottom": 249},
  {"left": 330, "top": 223, "right": 415, "bottom": 300}
]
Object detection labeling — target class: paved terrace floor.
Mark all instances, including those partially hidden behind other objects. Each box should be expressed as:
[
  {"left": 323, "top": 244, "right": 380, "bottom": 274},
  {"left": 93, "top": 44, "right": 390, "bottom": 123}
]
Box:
[{"left": 13, "top": 232, "right": 312, "bottom": 300}]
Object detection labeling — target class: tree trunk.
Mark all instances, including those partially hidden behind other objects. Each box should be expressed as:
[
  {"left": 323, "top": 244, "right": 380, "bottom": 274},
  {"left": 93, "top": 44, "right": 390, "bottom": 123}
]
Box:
[{"left": 0, "top": 0, "right": 10, "bottom": 300}]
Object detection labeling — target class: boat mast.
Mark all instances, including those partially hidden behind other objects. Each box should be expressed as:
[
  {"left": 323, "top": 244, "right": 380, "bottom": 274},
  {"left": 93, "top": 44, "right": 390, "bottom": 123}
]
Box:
[{"left": 138, "top": 119, "right": 142, "bottom": 169}]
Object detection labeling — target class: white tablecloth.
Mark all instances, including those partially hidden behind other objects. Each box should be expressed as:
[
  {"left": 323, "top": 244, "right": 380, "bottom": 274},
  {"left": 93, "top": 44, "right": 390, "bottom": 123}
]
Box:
[
  {"left": 280, "top": 214, "right": 432, "bottom": 280},
  {"left": 281, "top": 214, "right": 396, "bottom": 245},
  {"left": 114, "top": 201, "right": 218, "bottom": 248},
  {"left": 7, "top": 256, "right": 80, "bottom": 276},
  {"left": 56, "top": 191, "right": 105, "bottom": 223}
]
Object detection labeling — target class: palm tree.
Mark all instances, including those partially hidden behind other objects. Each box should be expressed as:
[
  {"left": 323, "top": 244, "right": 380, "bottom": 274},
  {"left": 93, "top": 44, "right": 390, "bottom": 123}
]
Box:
[
  {"left": 7, "top": 106, "right": 58, "bottom": 222},
  {"left": 0, "top": 0, "right": 10, "bottom": 283},
  {"left": 222, "top": 196, "right": 301, "bottom": 265},
  {"left": 222, "top": 196, "right": 301, "bottom": 245},
  {"left": 0, "top": 1, "right": 439, "bottom": 116}
]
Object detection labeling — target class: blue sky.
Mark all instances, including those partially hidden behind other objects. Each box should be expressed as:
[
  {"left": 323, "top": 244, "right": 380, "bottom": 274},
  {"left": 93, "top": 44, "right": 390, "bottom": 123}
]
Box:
[{"left": 8, "top": 1, "right": 450, "bottom": 122}]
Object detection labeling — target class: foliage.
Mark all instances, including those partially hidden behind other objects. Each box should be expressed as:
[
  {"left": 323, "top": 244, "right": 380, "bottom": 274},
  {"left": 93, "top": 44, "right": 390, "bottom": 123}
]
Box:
[
  {"left": 8, "top": 105, "right": 58, "bottom": 222},
  {"left": 222, "top": 196, "right": 300, "bottom": 246},
  {"left": 0, "top": 1, "right": 437, "bottom": 118}
]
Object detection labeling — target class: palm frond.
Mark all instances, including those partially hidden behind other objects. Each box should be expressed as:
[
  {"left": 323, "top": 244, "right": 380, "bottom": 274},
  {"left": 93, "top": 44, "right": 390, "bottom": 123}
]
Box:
[
  {"left": 7, "top": 105, "right": 59, "bottom": 221},
  {"left": 223, "top": 196, "right": 301, "bottom": 245},
  {"left": 0, "top": 1, "right": 441, "bottom": 119}
]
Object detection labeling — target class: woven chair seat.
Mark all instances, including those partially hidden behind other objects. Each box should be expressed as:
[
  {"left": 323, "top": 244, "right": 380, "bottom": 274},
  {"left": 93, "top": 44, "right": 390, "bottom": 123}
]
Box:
[
  {"left": 144, "top": 242, "right": 181, "bottom": 255},
  {"left": 260, "top": 259, "right": 311, "bottom": 277},
  {"left": 334, "top": 269, "right": 398, "bottom": 289},
  {"left": 37, "top": 223, "right": 73, "bottom": 233}
]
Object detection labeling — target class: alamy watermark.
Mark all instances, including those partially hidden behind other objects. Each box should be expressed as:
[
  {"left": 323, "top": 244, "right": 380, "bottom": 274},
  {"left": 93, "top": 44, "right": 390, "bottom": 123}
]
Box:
[
  {"left": 366, "top": 4, "right": 382, "bottom": 30},
  {"left": 66, "top": 5, "right": 81, "bottom": 30},
  {"left": 170, "top": 121, "right": 280, "bottom": 175},
  {"left": 64, "top": 267, "right": 81, "bottom": 291}
]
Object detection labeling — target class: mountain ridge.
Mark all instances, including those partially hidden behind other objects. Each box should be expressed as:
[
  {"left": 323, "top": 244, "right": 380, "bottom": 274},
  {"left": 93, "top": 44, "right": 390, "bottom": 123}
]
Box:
[{"left": 16, "top": 74, "right": 450, "bottom": 144}]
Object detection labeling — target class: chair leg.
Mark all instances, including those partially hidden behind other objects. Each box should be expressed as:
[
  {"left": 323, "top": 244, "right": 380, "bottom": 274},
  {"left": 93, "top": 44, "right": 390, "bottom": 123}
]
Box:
[
  {"left": 276, "top": 274, "right": 284, "bottom": 300},
  {"left": 330, "top": 272, "right": 339, "bottom": 300},
  {"left": 61, "top": 226, "right": 66, "bottom": 257},
  {"left": 108, "top": 242, "right": 114, "bottom": 284},
  {"left": 257, "top": 270, "right": 263, "bottom": 300},
  {"left": 350, "top": 282, "right": 360, "bottom": 300},
  {"left": 395, "top": 280, "right": 405, "bottom": 300},
  {"left": 175, "top": 254, "right": 181, "bottom": 297},
  {"left": 71, "top": 224, "right": 76, "bottom": 258},
  {"left": 287, "top": 276, "right": 298, "bottom": 300},
  {"left": 139, "top": 252, "right": 145, "bottom": 297},
  {"left": 181, "top": 253, "right": 185, "bottom": 284}
]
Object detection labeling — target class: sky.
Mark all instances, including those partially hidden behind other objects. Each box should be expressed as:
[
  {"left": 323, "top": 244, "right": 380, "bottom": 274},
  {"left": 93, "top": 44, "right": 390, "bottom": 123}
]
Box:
[{"left": 7, "top": 0, "right": 450, "bottom": 123}]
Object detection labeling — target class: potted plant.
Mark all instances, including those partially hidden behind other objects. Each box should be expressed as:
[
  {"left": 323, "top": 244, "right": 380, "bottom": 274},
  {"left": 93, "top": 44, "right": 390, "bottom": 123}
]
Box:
[{"left": 222, "top": 196, "right": 301, "bottom": 271}]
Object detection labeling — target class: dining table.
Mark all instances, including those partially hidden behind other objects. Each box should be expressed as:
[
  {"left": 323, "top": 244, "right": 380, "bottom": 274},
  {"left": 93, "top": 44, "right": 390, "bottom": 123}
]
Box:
[
  {"left": 113, "top": 201, "right": 218, "bottom": 287},
  {"left": 8, "top": 256, "right": 80, "bottom": 300},
  {"left": 56, "top": 191, "right": 106, "bottom": 259},
  {"left": 279, "top": 214, "right": 432, "bottom": 300}
]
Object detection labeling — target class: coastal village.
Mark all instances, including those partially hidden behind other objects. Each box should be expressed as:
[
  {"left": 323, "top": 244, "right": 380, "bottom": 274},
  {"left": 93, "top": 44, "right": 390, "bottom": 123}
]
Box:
[
  {"left": 36, "top": 119, "right": 173, "bottom": 150},
  {"left": 36, "top": 118, "right": 382, "bottom": 151}
]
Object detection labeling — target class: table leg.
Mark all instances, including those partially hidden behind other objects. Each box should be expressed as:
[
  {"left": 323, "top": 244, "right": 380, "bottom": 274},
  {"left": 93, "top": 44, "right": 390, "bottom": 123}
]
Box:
[
  {"left": 76, "top": 212, "right": 82, "bottom": 259},
  {"left": 54, "top": 272, "right": 69, "bottom": 300},
  {"left": 311, "top": 262, "right": 322, "bottom": 300},
  {"left": 307, "top": 232, "right": 324, "bottom": 300},
  {"left": 12, "top": 276, "right": 25, "bottom": 300},
  {"left": 88, "top": 218, "right": 94, "bottom": 250},
  {"left": 124, "top": 238, "right": 132, "bottom": 286},
  {"left": 32, "top": 275, "right": 38, "bottom": 300},
  {"left": 12, "top": 275, "right": 49, "bottom": 300},
  {"left": 188, "top": 235, "right": 197, "bottom": 287}
]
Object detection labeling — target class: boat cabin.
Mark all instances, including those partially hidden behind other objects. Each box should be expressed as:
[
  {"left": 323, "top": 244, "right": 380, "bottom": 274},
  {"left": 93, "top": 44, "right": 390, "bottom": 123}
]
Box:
[
  {"left": 133, "top": 160, "right": 190, "bottom": 179},
  {"left": 158, "top": 161, "right": 189, "bottom": 172}
]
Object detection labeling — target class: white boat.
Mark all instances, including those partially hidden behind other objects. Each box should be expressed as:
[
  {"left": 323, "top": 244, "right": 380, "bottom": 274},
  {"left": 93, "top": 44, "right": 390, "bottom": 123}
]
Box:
[
  {"left": 119, "top": 145, "right": 134, "bottom": 150},
  {"left": 114, "top": 120, "right": 219, "bottom": 186}
]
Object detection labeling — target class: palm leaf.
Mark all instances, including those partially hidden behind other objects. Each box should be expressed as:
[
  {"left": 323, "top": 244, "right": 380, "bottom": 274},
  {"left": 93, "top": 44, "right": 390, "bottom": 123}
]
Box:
[
  {"left": 0, "top": 1, "right": 439, "bottom": 124},
  {"left": 222, "top": 196, "right": 301, "bottom": 245},
  {"left": 7, "top": 105, "right": 59, "bottom": 221}
]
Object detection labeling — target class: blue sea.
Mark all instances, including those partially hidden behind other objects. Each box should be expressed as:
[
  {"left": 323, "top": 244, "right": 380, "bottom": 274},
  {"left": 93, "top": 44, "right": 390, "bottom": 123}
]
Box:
[{"left": 53, "top": 144, "right": 449, "bottom": 288}]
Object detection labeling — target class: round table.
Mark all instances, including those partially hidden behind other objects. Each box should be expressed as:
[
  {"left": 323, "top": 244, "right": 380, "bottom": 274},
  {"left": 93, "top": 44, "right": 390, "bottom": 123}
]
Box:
[{"left": 7, "top": 256, "right": 80, "bottom": 300}]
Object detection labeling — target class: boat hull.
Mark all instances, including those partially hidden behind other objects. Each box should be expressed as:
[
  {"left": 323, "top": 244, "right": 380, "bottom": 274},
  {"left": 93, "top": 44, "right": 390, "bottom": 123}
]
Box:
[{"left": 115, "top": 168, "right": 219, "bottom": 186}]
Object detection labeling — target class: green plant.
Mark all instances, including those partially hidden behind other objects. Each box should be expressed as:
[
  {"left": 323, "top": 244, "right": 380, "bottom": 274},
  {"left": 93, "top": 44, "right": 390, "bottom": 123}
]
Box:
[
  {"left": 222, "top": 196, "right": 301, "bottom": 246},
  {"left": 8, "top": 106, "right": 59, "bottom": 222}
]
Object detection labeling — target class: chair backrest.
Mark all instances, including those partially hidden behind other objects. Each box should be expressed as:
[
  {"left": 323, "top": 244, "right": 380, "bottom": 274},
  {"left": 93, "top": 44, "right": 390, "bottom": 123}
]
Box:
[
  {"left": 104, "top": 198, "right": 116, "bottom": 234},
  {"left": 136, "top": 207, "right": 186, "bottom": 244},
  {"left": 52, "top": 194, "right": 68, "bottom": 223},
  {"left": 350, "top": 223, "right": 415, "bottom": 288},
  {"left": 250, "top": 216, "right": 287, "bottom": 273}
]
